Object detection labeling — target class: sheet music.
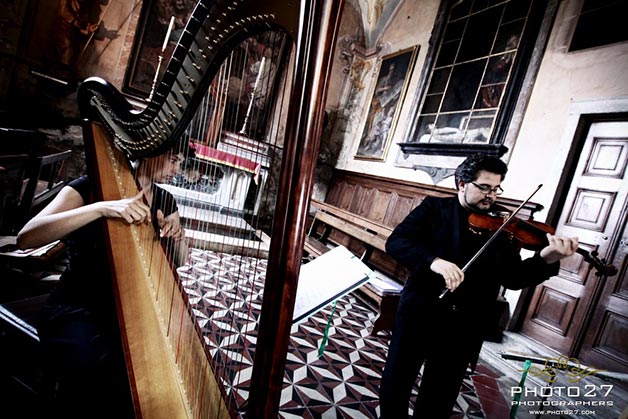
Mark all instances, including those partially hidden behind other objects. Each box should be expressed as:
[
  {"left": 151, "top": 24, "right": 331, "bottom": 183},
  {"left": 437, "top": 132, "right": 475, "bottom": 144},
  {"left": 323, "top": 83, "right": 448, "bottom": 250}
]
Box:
[
  {"left": 293, "top": 245, "right": 373, "bottom": 323},
  {"left": 0, "top": 237, "right": 60, "bottom": 258},
  {"left": 368, "top": 271, "right": 404, "bottom": 294}
]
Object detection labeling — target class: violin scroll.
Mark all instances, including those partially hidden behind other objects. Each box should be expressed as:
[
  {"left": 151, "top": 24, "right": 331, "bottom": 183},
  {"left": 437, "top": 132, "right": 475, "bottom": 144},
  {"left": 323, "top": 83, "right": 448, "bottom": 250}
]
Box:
[{"left": 577, "top": 248, "right": 618, "bottom": 278}]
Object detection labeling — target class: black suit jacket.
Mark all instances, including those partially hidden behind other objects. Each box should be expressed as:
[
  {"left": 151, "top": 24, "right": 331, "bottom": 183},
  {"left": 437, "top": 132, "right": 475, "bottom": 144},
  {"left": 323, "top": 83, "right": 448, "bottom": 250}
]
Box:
[{"left": 386, "top": 196, "right": 559, "bottom": 323}]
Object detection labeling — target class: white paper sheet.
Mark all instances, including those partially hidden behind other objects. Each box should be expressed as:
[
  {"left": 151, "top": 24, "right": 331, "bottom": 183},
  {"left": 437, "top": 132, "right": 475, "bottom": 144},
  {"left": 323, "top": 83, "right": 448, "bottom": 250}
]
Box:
[
  {"left": 0, "top": 237, "right": 60, "bottom": 258},
  {"left": 293, "top": 245, "right": 373, "bottom": 323}
]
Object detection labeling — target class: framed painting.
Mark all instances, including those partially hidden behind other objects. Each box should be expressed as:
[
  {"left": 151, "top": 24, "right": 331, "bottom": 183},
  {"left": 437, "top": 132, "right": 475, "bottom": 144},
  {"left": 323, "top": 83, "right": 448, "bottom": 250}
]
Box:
[
  {"left": 123, "top": 0, "right": 197, "bottom": 98},
  {"left": 20, "top": 0, "right": 123, "bottom": 85},
  {"left": 355, "top": 45, "right": 418, "bottom": 160}
]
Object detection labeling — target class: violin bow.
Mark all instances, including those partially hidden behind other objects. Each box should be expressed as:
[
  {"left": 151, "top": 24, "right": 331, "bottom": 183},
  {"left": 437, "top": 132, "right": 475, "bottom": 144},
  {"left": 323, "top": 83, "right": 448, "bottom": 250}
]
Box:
[{"left": 439, "top": 184, "right": 543, "bottom": 299}]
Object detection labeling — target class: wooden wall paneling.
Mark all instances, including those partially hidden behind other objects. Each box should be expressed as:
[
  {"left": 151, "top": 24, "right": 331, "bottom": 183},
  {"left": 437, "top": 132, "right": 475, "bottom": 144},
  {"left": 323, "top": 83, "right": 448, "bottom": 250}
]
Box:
[
  {"left": 325, "top": 170, "right": 543, "bottom": 230},
  {"left": 369, "top": 189, "right": 392, "bottom": 224},
  {"left": 355, "top": 185, "right": 374, "bottom": 218}
]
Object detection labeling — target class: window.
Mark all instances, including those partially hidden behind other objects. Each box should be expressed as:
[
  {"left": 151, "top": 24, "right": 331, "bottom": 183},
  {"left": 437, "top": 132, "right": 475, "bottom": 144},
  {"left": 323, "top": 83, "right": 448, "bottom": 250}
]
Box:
[
  {"left": 399, "top": 0, "right": 546, "bottom": 157},
  {"left": 569, "top": 0, "right": 628, "bottom": 52}
]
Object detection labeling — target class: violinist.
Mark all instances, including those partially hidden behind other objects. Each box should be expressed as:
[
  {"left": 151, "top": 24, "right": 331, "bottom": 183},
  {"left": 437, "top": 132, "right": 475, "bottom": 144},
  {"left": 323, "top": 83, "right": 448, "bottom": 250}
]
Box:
[{"left": 379, "top": 153, "right": 578, "bottom": 418}]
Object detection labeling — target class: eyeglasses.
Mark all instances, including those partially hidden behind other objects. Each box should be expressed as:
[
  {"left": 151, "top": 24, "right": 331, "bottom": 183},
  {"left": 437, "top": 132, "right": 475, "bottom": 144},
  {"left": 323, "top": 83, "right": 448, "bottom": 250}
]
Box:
[{"left": 470, "top": 182, "right": 503, "bottom": 195}]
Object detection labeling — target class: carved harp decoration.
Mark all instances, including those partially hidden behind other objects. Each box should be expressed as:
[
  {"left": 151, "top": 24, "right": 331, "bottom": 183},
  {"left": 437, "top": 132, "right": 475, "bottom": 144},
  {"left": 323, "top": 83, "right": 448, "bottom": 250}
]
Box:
[{"left": 77, "top": 1, "right": 344, "bottom": 418}]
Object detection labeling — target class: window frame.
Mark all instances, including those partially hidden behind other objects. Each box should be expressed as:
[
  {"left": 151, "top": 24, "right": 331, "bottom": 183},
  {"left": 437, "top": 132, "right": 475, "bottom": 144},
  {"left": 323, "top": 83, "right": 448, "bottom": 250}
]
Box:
[
  {"left": 568, "top": 0, "right": 628, "bottom": 52},
  {"left": 398, "top": 0, "right": 548, "bottom": 158}
]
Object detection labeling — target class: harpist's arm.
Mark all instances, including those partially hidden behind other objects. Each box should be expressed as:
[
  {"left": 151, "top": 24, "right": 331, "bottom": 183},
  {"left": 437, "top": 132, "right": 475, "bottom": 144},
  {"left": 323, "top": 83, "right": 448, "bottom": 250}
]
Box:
[{"left": 17, "top": 186, "right": 152, "bottom": 249}]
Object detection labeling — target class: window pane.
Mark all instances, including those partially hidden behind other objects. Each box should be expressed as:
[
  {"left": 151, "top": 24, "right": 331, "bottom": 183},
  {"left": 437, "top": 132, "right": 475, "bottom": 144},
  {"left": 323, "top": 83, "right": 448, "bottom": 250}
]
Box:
[
  {"left": 436, "top": 41, "right": 460, "bottom": 67},
  {"left": 476, "top": 83, "right": 505, "bottom": 109},
  {"left": 417, "top": 115, "right": 437, "bottom": 143},
  {"left": 482, "top": 52, "right": 514, "bottom": 84},
  {"left": 429, "top": 112, "right": 470, "bottom": 143},
  {"left": 441, "top": 60, "right": 485, "bottom": 112},
  {"left": 570, "top": 1, "right": 628, "bottom": 51},
  {"left": 423, "top": 94, "right": 443, "bottom": 114},
  {"left": 493, "top": 20, "right": 523, "bottom": 53},
  {"left": 472, "top": 0, "right": 490, "bottom": 13},
  {"left": 450, "top": 0, "right": 472, "bottom": 20},
  {"left": 503, "top": 0, "right": 531, "bottom": 22},
  {"left": 457, "top": 6, "right": 503, "bottom": 62},
  {"left": 438, "top": 112, "right": 468, "bottom": 130},
  {"left": 427, "top": 67, "right": 452, "bottom": 94},
  {"left": 443, "top": 19, "right": 465, "bottom": 42},
  {"left": 463, "top": 112, "right": 494, "bottom": 143}
]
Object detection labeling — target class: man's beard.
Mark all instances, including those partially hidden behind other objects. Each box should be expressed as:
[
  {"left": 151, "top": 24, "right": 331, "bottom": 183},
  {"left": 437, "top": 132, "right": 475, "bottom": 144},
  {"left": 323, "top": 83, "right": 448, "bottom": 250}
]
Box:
[{"left": 464, "top": 192, "right": 494, "bottom": 212}]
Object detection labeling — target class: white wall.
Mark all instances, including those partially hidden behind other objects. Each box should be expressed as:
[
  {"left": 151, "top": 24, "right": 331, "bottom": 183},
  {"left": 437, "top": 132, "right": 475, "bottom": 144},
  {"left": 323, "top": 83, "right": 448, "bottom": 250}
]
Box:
[
  {"left": 506, "top": 0, "right": 628, "bottom": 216},
  {"left": 332, "top": 0, "right": 442, "bottom": 186},
  {"left": 329, "top": 0, "right": 628, "bottom": 216}
]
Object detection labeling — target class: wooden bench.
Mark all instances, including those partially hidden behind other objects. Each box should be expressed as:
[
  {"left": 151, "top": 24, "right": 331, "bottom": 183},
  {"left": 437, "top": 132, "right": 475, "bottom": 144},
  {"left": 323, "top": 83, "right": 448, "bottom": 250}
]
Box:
[
  {"left": 306, "top": 169, "right": 543, "bottom": 338},
  {"left": 304, "top": 199, "right": 408, "bottom": 335},
  {"left": 305, "top": 176, "right": 545, "bottom": 337}
]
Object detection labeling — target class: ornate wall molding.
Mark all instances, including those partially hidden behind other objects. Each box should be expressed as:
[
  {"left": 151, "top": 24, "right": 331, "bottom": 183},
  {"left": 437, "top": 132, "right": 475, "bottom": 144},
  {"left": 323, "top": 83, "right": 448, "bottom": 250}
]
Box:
[{"left": 412, "top": 165, "right": 456, "bottom": 184}]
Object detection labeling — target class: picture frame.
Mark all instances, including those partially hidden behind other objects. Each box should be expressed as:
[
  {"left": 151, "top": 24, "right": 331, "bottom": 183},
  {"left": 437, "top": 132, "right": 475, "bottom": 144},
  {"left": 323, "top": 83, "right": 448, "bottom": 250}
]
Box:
[
  {"left": 18, "top": 0, "right": 123, "bottom": 86},
  {"left": 214, "top": 32, "right": 289, "bottom": 141},
  {"left": 355, "top": 45, "right": 419, "bottom": 161},
  {"left": 123, "top": 0, "right": 197, "bottom": 98}
]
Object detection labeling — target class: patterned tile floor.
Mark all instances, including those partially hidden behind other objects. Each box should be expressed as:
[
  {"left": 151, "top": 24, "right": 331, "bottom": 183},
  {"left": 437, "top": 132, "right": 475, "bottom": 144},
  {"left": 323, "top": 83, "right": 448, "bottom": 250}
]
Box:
[
  {"left": 480, "top": 333, "right": 628, "bottom": 419},
  {"left": 178, "top": 249, "right": 489, "bottom": 418},
  {"left": 7, "top": 245, "right": 625, "bottom": 417}
]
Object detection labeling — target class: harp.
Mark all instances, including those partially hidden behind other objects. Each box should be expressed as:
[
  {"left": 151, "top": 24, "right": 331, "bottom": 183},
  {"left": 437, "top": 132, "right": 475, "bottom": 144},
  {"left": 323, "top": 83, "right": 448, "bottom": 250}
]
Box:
[{"left": 77, "top": 1, "right": 343, "bottom": 417}]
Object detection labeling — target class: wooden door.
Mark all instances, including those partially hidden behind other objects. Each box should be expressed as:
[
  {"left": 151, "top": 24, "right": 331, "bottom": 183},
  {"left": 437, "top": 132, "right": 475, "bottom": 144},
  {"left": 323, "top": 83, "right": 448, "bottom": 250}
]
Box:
[
  {"left": 522, "top": 121, "right": 628, "bottom": 373},
  {"left": 579, "top": 194, "right": 628, "bottom": 372}
]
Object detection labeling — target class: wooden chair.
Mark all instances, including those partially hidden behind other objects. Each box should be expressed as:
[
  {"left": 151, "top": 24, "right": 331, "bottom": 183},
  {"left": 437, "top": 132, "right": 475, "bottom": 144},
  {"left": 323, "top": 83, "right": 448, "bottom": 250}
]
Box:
[
  {"left": 0, "top": 150, "right": 70, "bottom": 301},
  {"left": 0, "top": 128, "right": 46, "bottom": 157},
  {"left": 19, "top": 150, "right": 72, "bottom": 223},
  {"left": 0, "top": 147, "right": 70, "bottom": 303},
  {"left": 0, "top": 128, "right": 72, "bottom": 231},
  {"left": 0, "top": 154, "right": 30, "bottom": 235}
]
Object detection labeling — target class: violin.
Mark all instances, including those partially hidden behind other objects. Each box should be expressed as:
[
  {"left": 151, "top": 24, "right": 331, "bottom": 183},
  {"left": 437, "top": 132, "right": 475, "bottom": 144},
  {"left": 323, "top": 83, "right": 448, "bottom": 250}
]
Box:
[
  {"left": 439, "top": 184, "right": 616, "bottom": 299},
  {"left": 468, "top": 211, "right": 618, "bottom": 277}
]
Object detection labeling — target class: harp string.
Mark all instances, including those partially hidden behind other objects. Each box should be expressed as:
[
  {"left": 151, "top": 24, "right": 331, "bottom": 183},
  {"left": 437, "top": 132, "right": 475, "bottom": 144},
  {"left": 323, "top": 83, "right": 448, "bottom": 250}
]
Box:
[
  {"left": 116, "top": 29, "right": 289, "bottom": 415},
  {"left": 136, "top": 32, "right": 274, "bottom": 414},
  {"left": 217, "top": 35, "right": 254, "bottom": 400},
  {"left": 77, "top": 0, "right": 348, "bottom": 413}
]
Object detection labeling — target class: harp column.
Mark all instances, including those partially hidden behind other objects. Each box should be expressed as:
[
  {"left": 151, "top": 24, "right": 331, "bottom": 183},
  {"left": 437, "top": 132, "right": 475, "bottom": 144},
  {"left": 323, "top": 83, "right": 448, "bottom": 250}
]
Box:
[{"left": 246, "top": 0, "right": 346, "bottom": 417}]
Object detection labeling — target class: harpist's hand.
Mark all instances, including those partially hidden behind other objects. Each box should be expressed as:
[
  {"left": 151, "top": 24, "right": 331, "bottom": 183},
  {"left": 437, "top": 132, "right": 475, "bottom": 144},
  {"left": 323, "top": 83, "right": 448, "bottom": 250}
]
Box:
[
  {"left": 540, "top": 234, "right": 579, "bottom": 264},
  {"left": 100, "top": 190, "right": 151, "bottom": 224},
  {"left": 430, "top": 257, "right": 464, "bottom": 292},
  {"left": 156, "top": 210, "right": 184, "bottom": 240}
]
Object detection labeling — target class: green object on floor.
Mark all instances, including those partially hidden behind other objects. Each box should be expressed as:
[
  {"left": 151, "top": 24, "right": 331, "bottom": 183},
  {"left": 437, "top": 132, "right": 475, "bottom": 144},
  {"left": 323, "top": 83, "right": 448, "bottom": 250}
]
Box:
[
  {"left": 318, "top": 300, "right": 337, "bottom": 357},
  {"left": 510, "top": 359, "right": 532, "bottom": 418}
]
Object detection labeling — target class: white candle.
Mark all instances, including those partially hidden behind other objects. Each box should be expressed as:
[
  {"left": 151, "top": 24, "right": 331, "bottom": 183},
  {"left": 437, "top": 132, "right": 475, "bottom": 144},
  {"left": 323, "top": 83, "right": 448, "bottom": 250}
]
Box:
[
  {"left": 239, "top": 57, "right": 266, "bottom": 134},
  {"left": 162, "top": 16, "right": 175, "bottom": 52},
  {"left": 251, "top": 57, "right": 266, "bottom": 94}
]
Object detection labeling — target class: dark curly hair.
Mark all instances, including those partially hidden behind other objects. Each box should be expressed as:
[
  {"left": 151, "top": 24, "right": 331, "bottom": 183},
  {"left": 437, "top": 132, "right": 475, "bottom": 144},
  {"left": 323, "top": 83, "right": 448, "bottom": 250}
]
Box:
[{"left": 454, "top": 154, "right": 507, "bottom": 190}]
